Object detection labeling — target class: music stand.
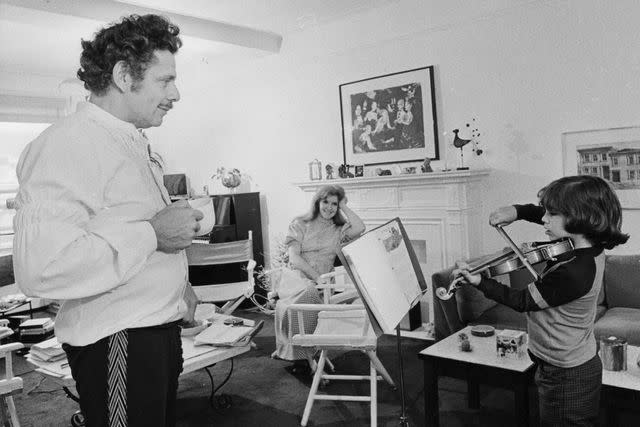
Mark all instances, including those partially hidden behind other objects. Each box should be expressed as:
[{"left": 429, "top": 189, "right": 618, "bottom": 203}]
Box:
[{"left": 338, "top": 218, "right": 428, "bottom": 426}]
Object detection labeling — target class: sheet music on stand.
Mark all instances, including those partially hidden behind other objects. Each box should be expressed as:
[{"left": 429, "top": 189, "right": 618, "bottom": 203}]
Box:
[
  {"left": 338, "top": 218, "right": 427, "bottom": 427},
  {"left": 338, "top": 217, "right": 427, "bottom": 335}
]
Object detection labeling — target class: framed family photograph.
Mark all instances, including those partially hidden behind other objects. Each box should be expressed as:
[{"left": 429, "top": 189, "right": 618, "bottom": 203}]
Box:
[
  {"left": 339, "top": 66, "right": 439, "bottom": 167},
  {"left": 562, "top": 126, "right": 640, "bottom": 209}
]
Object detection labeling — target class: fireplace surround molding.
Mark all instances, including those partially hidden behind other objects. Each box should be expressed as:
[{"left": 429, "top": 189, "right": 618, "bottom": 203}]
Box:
[{"left": 294, "top": 169, "right": 491, "bottom": 328}]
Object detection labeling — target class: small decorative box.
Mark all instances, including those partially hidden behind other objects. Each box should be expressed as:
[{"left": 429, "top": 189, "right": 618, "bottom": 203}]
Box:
[{"left": 496, "top": 329, "right": 527, "bottom": 358}]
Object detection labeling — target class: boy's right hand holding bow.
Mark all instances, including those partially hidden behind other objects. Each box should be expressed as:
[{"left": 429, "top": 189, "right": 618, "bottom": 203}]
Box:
[{"left": 452, "top": 261, "right": 482, "bottom": 287}]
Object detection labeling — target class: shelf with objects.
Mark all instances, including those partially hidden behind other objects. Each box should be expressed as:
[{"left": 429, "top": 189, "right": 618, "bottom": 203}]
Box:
[
  {"left": 0, "top": 299, "right": 33, "bottom": 320},
  {"left": 0, "top": 252, "right": 35, "bottom": 345}
]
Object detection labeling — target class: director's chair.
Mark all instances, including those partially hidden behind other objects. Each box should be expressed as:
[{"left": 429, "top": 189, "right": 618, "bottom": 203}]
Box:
[
  {"left": 186, "top": 231, "right": 256, "bottom": 314},
  {"left": 288, "top": 293, "right": 395, "bottom": 426}
]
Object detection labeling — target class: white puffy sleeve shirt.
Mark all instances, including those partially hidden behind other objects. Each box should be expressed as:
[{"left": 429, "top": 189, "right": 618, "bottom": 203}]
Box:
[{"left": 13, "top": 102, "right": 189, "bottom": 346}]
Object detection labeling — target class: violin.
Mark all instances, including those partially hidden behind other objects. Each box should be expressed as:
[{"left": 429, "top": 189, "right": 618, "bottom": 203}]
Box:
[{"left": 435, "top": 225, "right": 574, "bottom": 300}]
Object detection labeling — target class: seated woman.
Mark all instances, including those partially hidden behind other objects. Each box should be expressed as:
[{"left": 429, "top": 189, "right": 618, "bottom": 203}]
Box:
[{"left": 271, "top": 184, "right": 365, "bottom": 371}]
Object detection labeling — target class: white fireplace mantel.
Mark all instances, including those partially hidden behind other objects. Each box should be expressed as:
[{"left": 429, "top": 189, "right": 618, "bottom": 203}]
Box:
[
  {"left": 294, "top": 169, "right": 491, "bottom": 330},
  {"left": 294, "top": 169, "right": 489, "bottom": 190}
]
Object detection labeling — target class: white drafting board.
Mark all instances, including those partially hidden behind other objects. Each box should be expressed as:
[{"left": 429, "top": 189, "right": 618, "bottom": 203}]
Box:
[{"left": 339, "top": 218, "right": 425, "bottom": 334}]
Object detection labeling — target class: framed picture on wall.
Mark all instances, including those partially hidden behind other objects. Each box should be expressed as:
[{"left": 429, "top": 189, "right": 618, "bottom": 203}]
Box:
[
  {"left": 339, "top": 66, "right": 439, "bottom": 167},
  {"left": 562, "top": 126, "right": 640, "bottom": 209}
]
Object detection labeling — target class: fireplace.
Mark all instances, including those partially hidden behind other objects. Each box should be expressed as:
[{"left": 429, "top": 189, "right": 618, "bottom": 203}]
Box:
[{"left": 294, "top": 169, "right": 490, "bottom": 334}]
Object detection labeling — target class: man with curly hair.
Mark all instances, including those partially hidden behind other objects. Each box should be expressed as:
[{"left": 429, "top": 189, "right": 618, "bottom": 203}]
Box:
[{"left": 13, "top": 14, "right": 201, "bottom": 426}]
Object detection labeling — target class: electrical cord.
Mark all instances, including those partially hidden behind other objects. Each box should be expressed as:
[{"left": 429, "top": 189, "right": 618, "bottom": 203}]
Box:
[
  {"left": 247, "top": 293, "right": 274, "bottom": 315},
  {"left": 204, "top": 359, "right": 234, "bottom": 411}
]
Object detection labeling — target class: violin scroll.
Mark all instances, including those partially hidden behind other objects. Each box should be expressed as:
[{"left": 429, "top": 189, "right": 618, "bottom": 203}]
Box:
[
  {"left": 435, "top": 287, "right": 452, "bottom": 300},
  {"left": 435, "top": 276, "right": 464, "bottom": 301}
]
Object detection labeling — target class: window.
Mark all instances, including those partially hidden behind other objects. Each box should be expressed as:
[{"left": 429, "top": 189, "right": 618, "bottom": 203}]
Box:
[
  {"left": 629, "top": 170, "right": 636, "bottom": 180},
  {"left": 601, "top": 153, "right": 607, "bottom": 161},
  {"left": 628, "top": 155, "right": 635, "bottom": 165},
  {"left": 0, "top": 122, "right": 50, "bottom": 253},
  {"left": 612, "top": 157, "right": 619, "bottom": 166},
  {"left": 0, "top": 92, "right": 70, "bottom": 255}
]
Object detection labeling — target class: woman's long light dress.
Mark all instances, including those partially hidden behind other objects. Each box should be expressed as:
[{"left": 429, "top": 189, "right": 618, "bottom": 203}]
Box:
[{"left": 273, "top": 216, "right": 344, "bottom": 360}]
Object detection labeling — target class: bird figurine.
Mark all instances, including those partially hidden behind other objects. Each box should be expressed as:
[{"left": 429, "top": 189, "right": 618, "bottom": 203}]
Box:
[
  {"left": 452, "top": 128, "right": 471, "bottom": 170},
  {"left": 452, "top": 129, "right": 471, "bottom": 148}
]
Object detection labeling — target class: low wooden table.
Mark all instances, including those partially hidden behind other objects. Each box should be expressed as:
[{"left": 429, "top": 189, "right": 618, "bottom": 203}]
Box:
[
  {"left": 418, "top": 326, "right": 535, "bottom": 427},
  {"left": 601, "top": 344, "right": 640, "bottom": 426},
  {"left": 27, "top": 336, "right": 251, "bottom": 424}
]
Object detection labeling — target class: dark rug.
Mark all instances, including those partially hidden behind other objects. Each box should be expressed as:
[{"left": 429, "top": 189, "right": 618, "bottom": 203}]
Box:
[{"left": 10, "top": 310, "right": 637, "bottom": 426}]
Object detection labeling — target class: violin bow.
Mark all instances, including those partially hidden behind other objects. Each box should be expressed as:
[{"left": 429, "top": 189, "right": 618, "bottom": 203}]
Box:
[{"left": 494, "top": 224, "right": 540, "bottom": 281}]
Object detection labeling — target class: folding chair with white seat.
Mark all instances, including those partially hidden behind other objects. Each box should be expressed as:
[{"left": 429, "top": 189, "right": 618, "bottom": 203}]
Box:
[
  {"left": 311, "top": 267, "right": 361, "bottom": 373},
  {"left": 0, "top": 342, "right": 24, "bottom": 427},
  {"left": 185, "top": 231, "right": 256, "bottom": 315},
  {"left": 315, "top": 266, "right": 360, "bottom": 305},
  {"left": 288, "top": 303, "right": 396, "bottom": 427}
]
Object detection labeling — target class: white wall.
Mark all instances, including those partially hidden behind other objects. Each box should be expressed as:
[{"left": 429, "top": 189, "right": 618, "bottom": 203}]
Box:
[
  {"left": 146, "top": 0, "right": 640, "bottom": 266},
  {"left": 5, "top": 0, "right": 639, "bottom": 267}
]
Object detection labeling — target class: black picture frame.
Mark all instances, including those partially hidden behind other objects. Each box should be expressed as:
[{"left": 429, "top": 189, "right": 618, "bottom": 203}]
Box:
[{"left": 339, "top": 66, "right": 439, "bottom": 167}]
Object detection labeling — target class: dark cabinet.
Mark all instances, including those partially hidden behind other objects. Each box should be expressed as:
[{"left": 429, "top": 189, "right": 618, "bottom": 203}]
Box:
[{"left": 209, "top": 192, "right": 263, "bottom": 265}]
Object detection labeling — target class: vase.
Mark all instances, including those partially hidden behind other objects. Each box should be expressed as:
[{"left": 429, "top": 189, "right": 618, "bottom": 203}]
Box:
[{"left": 221, "top": 172, "right": 241, "bottom": 186}]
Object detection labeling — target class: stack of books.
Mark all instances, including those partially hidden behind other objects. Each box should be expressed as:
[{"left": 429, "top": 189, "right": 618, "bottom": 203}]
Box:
[
  {"left": 28, "top": 336, "right": 65, "bottom": 363},
  {"left": 25, "top": 336, "right": 70, "bottom": 378},
  {"left": 0, "top": 325, "right": 13, "bottom": 341},
  {"left": 18, "top": 317, "right": 55, "bottom": 344}
]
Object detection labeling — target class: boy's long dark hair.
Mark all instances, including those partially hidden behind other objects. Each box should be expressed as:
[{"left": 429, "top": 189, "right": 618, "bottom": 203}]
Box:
[
  {"left": 299, "top": 185, "right": 347, "bottom": 226},
  {"left": 539, "top": 175, "right": 629, "bottom": 249}
]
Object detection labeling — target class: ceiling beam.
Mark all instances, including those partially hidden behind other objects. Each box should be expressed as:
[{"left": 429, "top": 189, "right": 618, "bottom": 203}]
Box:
[{"left": 0, "top": 0, "right": 282, "bottom": 53}]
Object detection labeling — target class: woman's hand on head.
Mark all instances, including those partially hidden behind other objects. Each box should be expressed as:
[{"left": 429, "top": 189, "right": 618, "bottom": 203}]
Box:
[{"left": 339, "top": 196, "right": 349, "bottom": 210}]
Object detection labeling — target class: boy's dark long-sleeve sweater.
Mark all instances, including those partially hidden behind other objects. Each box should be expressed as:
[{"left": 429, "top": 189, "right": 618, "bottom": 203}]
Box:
[{"left": 476, "top": 204, "right": 604, "bottom": 368}]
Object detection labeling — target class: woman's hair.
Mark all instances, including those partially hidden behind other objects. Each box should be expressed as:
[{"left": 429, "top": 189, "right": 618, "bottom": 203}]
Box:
[
  {"left": 77, "top": 14, "right": 182, "bottom": 95},
  {"left": 299, "top": 185, "right": 347, "bottom": 226},
  {"left": 538, "top": 175, "right": 629, "bottom": 249}
]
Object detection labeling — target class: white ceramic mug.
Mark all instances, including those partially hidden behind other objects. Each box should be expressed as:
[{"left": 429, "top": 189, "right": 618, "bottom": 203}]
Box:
[{"left": 189, "top": 197, "right": 215, "bottom": 237}]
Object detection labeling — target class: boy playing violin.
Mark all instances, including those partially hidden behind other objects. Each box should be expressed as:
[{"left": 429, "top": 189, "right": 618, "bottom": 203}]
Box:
[{"left": 454, "top": 175, "right": 629, "bottom": 426}]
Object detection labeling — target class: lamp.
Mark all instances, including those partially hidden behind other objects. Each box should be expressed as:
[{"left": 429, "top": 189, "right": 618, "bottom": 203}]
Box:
[{"left": 308, "top": 159, "right": 322, "bottom": 181}]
